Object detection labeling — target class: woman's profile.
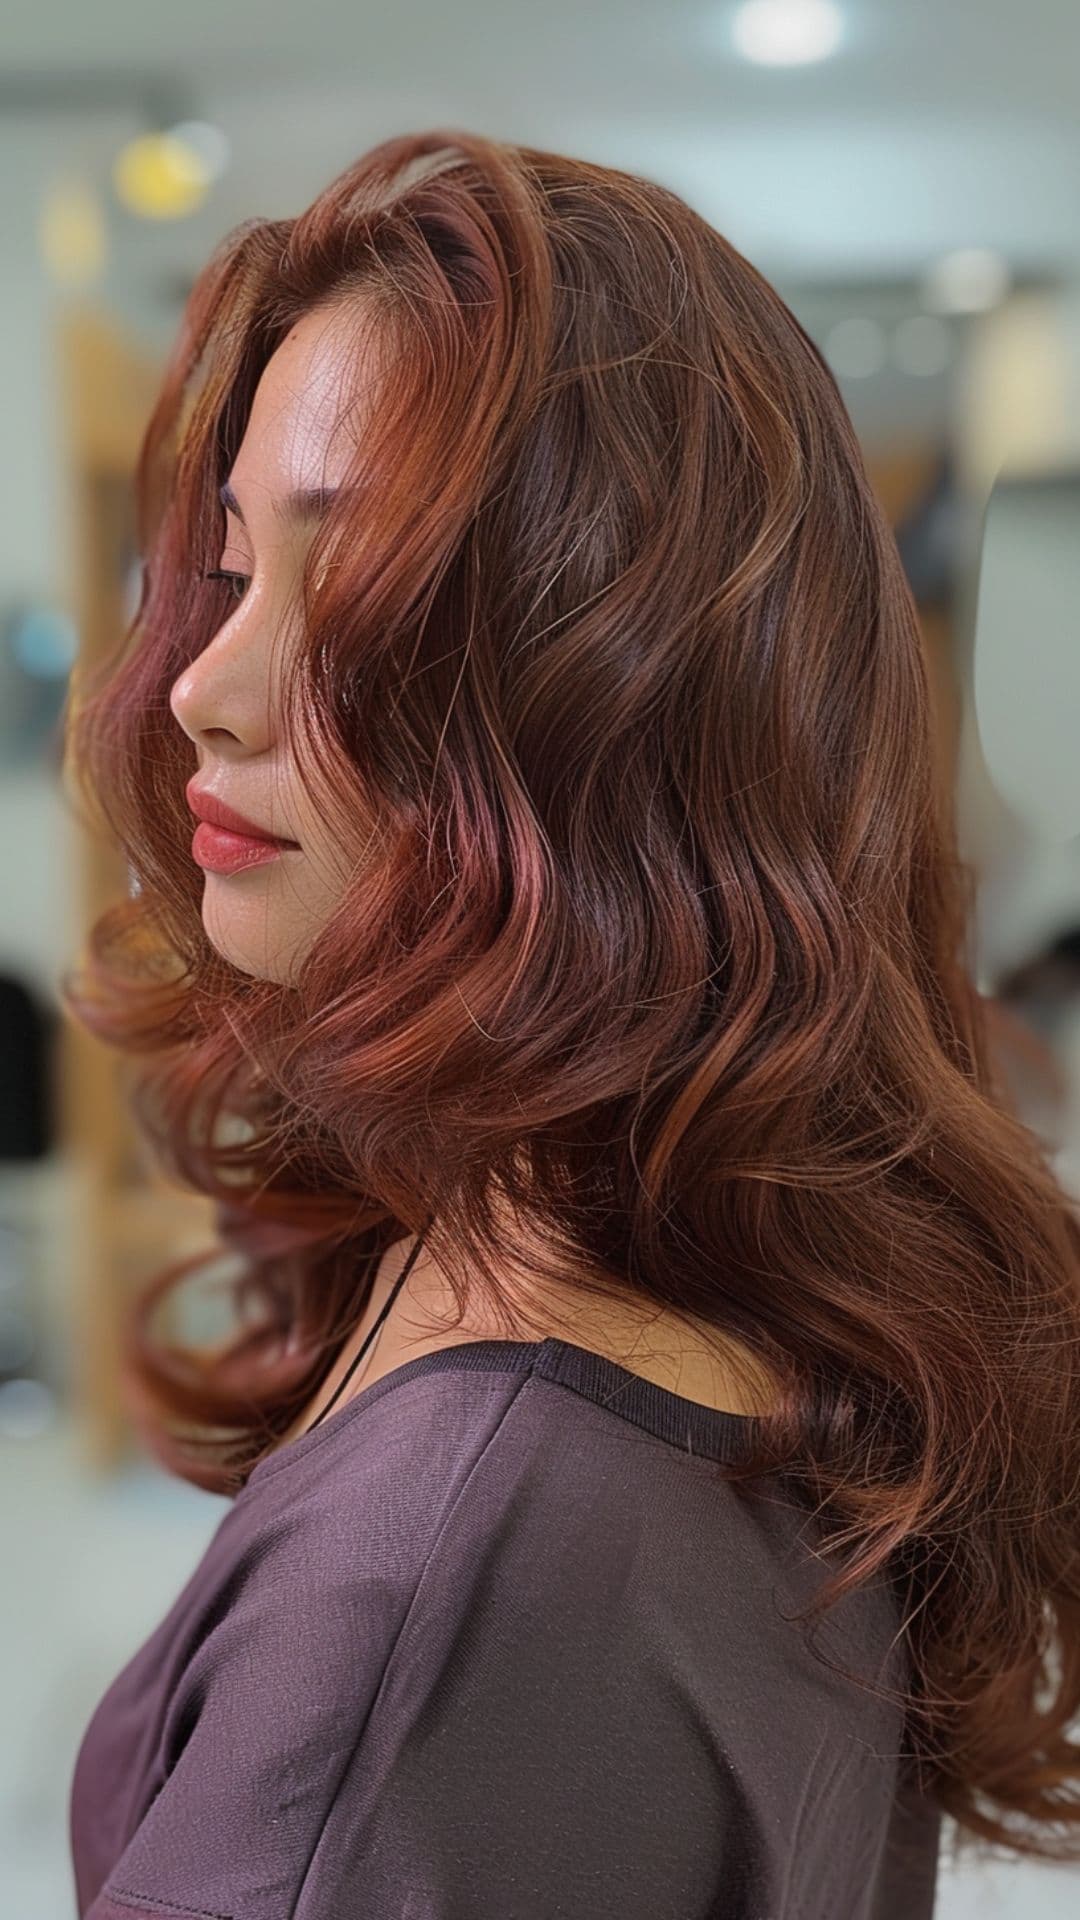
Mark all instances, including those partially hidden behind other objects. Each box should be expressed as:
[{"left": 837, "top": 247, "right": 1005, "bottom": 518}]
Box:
[{"left": 62, "top": 129, "right": 1080, "bottom": 1918}]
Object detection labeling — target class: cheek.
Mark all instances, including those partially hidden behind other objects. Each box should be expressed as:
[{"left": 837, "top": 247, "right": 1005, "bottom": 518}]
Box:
[{"left": 287, "top": 814, "right": 365, "bottom": 896}]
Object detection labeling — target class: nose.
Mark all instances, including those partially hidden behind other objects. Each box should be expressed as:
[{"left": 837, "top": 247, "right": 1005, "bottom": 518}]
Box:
[{"left": 169, "top": 611, "right": 276, "bottom": 760}]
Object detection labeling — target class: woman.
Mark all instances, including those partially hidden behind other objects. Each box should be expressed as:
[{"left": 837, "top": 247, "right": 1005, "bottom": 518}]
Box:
[{"left": 62, "top": 129, "right": 1080, "bottom": 1918}]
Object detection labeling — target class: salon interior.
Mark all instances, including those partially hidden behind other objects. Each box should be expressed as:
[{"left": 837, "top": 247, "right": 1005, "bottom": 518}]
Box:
[{"left": 1, "top": 3, "right": 1079, "bottom": 1913}]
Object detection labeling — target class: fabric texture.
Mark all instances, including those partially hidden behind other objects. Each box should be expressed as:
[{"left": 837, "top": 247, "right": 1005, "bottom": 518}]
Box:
[{"left": 70, "top": 1336, "right": 942, "bottom": 1919}]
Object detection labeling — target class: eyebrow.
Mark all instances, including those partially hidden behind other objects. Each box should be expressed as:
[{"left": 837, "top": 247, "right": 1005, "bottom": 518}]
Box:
[{"left": 219, "top": 480, "right": 345, "bottom": 530}]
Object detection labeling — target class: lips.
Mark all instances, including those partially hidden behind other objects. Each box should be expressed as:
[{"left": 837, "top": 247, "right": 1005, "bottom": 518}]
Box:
[
  {"left": 191, "top": 821, "right": 296, "bottom": 875},
  {"left": 185, "top": 780, "right": 298, "bottom": 846}
]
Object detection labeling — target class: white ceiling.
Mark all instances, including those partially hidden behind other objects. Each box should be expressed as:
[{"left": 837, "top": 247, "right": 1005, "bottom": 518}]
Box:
[
  {"left": 3, "top": 1, "right": 1078, "bottom": 452},
  {"left": 4, "top": 0, "right": 1080, "bottom": 121},
  {"left": 4, "top": 1, "right": 1079, "bottom": 279}
]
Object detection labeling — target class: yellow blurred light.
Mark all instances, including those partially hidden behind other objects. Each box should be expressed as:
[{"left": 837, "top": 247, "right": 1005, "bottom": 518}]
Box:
[
  {"left": 112, "top": 132, "right": 212, "bottom": 220},
  {"left": 38, "top": 174, "right": 108, "bottom": 287}
]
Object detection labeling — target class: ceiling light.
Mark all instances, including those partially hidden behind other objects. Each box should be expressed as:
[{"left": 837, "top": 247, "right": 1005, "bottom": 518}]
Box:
[
  {"left": 730, "top": 0, "right": 845, "bottom": 67},
  {"left": 823, "top": 317, "right": 886, "bottom": 379},
  {"left": 891, "top": 315, "right": 953, "bottom": 377},
  {"left": 921, "top": 249, "right": 1011, "bottom": 315}
]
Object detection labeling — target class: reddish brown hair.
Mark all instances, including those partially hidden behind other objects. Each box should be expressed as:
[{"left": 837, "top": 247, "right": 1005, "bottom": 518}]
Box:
[{"left": 61, "top": 129, "right": 1080, "bottom": 1861}]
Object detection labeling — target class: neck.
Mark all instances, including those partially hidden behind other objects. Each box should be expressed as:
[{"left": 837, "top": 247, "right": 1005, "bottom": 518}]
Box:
[{"left": 367, "top": 1210, "right": 780, "bottom": 1416}]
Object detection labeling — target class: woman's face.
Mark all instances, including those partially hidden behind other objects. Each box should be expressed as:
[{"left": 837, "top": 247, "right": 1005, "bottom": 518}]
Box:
[{"left": 170, "top": 303, "right": 375, "bottom": 986}]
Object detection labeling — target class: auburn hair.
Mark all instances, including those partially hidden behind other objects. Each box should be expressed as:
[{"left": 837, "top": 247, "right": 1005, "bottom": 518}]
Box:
[{"left": 61, "top": 128, "right": 1080, "bottom": 1863}]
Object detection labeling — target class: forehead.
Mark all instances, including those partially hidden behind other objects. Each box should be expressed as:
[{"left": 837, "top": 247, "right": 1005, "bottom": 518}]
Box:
[{"left": 226, "top": 302, "right": 381, "bottom": 514}]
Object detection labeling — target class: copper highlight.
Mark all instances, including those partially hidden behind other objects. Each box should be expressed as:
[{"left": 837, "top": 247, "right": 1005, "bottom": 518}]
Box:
[{"left": 60, "top": 129, "right": 1080, "bottom": 1861}]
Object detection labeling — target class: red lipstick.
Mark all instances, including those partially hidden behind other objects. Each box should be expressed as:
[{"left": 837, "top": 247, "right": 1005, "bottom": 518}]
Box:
[{"left": 186, "top": 782, "right": 300, "bottom": 876}]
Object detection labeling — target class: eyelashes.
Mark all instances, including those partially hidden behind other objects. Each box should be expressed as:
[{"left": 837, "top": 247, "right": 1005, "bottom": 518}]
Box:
[{"left": 202, "top": 568, "right": 251, "bottom": 603}]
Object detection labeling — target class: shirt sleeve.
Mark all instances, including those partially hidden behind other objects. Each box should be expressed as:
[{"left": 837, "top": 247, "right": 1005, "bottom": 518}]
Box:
[{"left": 83, "top": 1535, "right": 412, "bottom": 1920}]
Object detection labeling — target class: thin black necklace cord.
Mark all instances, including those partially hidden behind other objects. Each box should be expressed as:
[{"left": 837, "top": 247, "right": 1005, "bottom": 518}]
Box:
[{"left": 308, "top": 1214, "right": 435, "bottom": 1432}]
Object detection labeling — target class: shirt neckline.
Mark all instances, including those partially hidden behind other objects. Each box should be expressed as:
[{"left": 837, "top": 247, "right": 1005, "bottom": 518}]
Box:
[{"left": 244, "top": 1335, "right": 770, "bottom": 1489}]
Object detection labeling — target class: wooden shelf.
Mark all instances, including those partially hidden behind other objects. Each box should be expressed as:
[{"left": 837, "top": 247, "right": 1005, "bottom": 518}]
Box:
[{"left": 55, "top": 304, "right": 201, "bottom": 1474}]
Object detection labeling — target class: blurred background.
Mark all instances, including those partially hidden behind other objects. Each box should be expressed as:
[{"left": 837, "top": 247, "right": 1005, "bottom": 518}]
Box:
[{"left": 2, "top": 3, "right": 1079, "bottom": 1913}]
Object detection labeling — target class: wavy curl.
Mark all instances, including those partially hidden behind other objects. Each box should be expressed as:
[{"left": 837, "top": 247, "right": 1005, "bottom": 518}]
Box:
[{"left": 60, "top": 128, "right": 1080, "bottom": 1862}]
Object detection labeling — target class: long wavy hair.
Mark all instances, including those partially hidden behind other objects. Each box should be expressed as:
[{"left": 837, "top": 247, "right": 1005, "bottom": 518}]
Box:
[{"left": 60, "top": 128, "right": 1080, "bottom": 1862}]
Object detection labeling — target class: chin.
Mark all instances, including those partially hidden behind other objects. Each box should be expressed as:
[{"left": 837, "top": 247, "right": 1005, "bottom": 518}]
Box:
[{"left": 201, "top": 906, "right": 299, "bottom": 986}]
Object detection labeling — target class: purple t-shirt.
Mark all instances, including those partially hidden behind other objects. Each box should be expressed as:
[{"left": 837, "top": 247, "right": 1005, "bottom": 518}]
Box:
[{"left": 70, "top": 1336, "right": 942, "bottom": 1919}]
